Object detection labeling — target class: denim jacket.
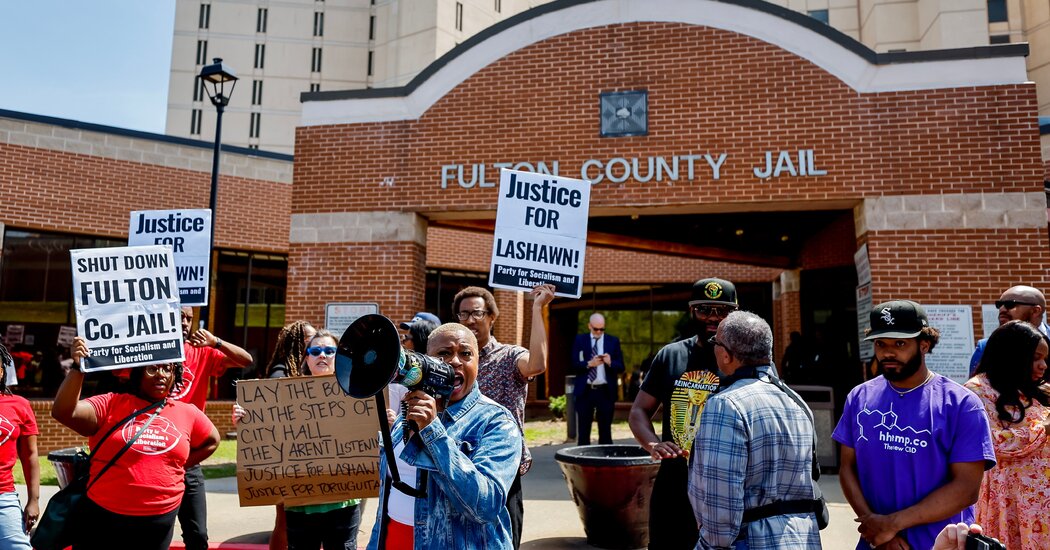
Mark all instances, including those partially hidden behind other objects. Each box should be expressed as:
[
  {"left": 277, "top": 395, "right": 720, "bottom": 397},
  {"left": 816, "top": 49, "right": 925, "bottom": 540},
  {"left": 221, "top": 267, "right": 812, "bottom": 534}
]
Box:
[{"left": 366, "top": 382, "right": 522, "bottom": 550}]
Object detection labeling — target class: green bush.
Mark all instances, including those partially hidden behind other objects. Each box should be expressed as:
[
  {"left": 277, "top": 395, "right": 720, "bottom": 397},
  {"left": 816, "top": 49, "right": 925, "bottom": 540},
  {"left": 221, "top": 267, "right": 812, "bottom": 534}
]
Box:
[{"left": 549, "top": 395, "right": 567, "bottom": 419}]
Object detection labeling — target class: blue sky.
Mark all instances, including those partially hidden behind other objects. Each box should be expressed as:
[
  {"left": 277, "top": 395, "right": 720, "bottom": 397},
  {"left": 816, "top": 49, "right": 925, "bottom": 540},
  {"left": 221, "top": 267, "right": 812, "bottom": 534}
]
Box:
[{"left": 0, "top": 1, "right": 177, "bottom": 133}]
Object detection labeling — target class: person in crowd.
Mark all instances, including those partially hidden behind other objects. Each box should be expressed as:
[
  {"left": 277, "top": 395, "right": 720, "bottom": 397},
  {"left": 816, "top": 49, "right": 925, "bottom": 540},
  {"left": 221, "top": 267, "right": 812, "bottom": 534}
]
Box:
[
  {"left": 965, "top": 320, "right": 1050, "bottom": 550},
  {"left": 571, "top": 313, "right": 624, "bottom": 445},
  {"left": 628, "top": 277, "right": 735, "bottom": 550},
  {"left": 175, "top": 306, "right": 254, "bottom": 550},
  {"left": 833, "top": 300, "right": 996, "bottom": 550},
  {"left": 238, "top": 330, "right": 362, "bottom": 550},
  {"left": 54, "top": 337, "right": 219, "bottom": 550},
  {"left": 265, "top": 320, "right": 316, "bottom": 379},
  {"left": 257, "top": 319, "right": 315, "bottom": 550},
  {"left": 780, "top": 330, "right": 810, "bottom": 384},
  {"left": 970, "top": 285, "right": 1050, "bottom": 375},
  {"left": 366, "top": 322, "right": 522, "bottom": 550},
  {"left": 0, "top": 343, "right": 38, "bottom": 549},
  {"left": 399, "top": 313, "right": 439, "bottom": 353},
  {"left": 451, "top": 284, "right": 555, "bottom": 548},
  {"left": 690, "top": 311, "right": 821, "bottom": 549}
]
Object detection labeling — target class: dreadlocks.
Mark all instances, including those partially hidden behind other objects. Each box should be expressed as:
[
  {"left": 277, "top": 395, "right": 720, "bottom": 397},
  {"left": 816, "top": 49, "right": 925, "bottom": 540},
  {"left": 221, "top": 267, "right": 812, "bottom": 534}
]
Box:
[{"left": 266, "top": 321, "right": 313, "bottom": 378}]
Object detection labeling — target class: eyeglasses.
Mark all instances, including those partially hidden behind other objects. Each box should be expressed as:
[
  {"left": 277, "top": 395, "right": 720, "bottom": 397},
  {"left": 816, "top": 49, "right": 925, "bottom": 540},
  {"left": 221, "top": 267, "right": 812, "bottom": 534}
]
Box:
[
  {"left": 996, "top": 300, "right": 1040, "bottom": 310},
  {"left": 691, "top": 304, "right": 737, "bottom": 317},
  {"left": 456, "top": 310, "right": 489, "bottom": 321},
  {"left": 145, "top": 364, "right": 174, "bottom": 377},
  {"left": 706, "top": 336, "right": 730, "bottom": 352},
  {"left": 306, "top": 346, "right": 337, "bottom": 357}
]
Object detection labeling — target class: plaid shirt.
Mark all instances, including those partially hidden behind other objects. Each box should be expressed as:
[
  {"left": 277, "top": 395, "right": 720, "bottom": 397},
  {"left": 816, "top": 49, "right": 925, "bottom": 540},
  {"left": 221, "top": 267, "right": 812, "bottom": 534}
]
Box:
[{"left": 688, "top": 365, "right": 821, "bottom": 549}]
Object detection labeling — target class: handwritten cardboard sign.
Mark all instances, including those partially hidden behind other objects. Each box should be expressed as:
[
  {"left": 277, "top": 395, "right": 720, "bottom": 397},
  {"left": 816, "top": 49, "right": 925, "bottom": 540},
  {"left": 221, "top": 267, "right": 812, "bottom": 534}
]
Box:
[{"left": 236, "top": 375, "right": 383, "bottom": 506}]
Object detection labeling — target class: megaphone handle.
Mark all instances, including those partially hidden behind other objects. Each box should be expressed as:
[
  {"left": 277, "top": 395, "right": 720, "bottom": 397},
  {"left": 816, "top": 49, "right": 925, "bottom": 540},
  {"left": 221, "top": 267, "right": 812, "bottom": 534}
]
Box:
[{"left": 401, "top": 401, "right": 416, "bottom": 443}]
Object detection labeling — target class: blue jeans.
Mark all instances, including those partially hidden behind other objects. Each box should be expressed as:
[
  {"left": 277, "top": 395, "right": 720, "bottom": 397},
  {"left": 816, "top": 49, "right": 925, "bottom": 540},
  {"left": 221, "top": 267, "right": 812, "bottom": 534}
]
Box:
[{"left": 0, "top": 491, "right": 29, "bottom": 549}]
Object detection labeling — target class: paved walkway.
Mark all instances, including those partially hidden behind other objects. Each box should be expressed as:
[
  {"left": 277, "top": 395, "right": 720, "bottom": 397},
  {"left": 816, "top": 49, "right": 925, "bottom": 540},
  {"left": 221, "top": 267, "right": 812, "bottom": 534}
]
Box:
[{"left": 22, "top": 438, "right": 861, "bottom": 549}]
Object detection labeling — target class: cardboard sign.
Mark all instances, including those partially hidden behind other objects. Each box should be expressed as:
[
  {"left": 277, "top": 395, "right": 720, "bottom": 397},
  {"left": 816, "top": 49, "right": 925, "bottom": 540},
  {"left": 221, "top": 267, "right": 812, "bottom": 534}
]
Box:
[
  {"left": 128, "top": 209, "right": 212, "bottom": 306},
  {"left": 489, "top": 169, "right": 591, "bottom": 298},
  {"left": 70, "top": 245, "right": 185, "bottom": 372},
  {"left": 924, "top": 305, "right": 975, "bottom": 384},
  {"left": 236, "top": 375, "right": 382, "bottom": 506},
  {"left": 325, "top": 303, "right": 380, "bottom": 341}
]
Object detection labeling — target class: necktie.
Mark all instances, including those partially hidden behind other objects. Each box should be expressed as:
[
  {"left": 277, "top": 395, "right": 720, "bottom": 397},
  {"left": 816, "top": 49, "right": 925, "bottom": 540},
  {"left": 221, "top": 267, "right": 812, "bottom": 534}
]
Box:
[{"left": 588, "top": 338, "right": 599, "bottom": 383}]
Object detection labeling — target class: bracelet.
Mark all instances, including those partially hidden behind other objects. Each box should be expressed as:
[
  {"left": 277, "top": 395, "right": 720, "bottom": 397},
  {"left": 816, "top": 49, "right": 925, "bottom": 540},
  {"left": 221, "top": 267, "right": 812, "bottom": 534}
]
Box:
[{"left": 214, "top": 338, "right": 223, "bottom": 349}]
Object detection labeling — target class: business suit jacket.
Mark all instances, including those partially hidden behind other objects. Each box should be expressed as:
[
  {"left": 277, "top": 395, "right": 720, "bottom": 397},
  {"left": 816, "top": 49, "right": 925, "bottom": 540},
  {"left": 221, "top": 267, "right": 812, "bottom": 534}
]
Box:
[{"left": 571, "top": 333, "right": 625, "bottom": 397}]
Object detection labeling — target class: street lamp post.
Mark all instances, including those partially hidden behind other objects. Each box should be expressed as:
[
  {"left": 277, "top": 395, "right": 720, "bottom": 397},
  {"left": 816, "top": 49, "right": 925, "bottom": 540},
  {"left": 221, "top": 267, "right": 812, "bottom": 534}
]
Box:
[{"left": 198, "top": 58, "right": 238, "bottom": 329}]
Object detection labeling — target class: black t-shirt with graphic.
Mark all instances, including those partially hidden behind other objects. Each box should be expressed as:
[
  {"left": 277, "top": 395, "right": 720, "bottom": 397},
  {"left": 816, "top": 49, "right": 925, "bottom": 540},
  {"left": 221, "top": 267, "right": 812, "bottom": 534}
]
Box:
[{"left": 640, "top": 336, "right": 720, "bottom": 453}]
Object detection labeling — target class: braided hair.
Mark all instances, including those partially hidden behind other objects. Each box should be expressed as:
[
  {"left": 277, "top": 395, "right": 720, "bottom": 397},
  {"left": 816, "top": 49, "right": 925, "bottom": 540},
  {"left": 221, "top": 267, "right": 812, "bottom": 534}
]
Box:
[
  {"left": 0, "top": 343, "right": 11, "bottom": 395},
  {"left": 266, "top": 321, "right": 314, "bottom": 378}
]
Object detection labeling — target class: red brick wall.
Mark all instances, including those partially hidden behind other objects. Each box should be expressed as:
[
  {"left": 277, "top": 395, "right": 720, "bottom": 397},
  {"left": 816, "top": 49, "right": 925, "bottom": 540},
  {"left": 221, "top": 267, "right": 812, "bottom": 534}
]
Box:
[
  {"left": 285, "top": 241, "right": 426, "bottom": 325},
  {"left": 867, "top": 228, "right": 1050, "bottom": 339},
  {"left": 0, "top": 142, "right": 290, "bottom": 253},
  {"left": 799, "top": 212, "right": 857, "bottom": 270},
  {"left": 293, "top": 24, "right": 1042, "bottom": 214}
]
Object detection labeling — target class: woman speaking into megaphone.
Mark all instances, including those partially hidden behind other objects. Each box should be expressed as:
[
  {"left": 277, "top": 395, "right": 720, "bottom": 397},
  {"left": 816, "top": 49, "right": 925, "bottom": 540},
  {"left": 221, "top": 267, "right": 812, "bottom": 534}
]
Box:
[{"left": 365, "top": 322, "right": 523, "bottom": 550}]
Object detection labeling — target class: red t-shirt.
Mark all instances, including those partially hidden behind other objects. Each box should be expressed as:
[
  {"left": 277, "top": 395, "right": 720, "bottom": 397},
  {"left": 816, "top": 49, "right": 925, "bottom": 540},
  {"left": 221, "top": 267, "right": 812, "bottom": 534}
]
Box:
[
  {"left": 0, "top": 394, "right": 37, "bottom": 493},
  {"left": 86, "top": 393, "right": 214, "bottom": 516},
  {"left": 172, "top": 343, "right": 227, "bottom": 410}
]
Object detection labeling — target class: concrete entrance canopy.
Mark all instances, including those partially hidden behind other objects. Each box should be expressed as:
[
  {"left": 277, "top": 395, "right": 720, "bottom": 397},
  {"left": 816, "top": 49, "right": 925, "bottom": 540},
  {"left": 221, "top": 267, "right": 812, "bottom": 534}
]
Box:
[{"left": 290, "top": 0, "right": 1049, "bottom": 368}]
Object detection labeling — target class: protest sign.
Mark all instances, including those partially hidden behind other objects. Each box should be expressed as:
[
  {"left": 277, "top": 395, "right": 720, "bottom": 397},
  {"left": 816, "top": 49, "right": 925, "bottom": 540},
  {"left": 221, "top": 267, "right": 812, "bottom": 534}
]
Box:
[
  {"left": 3, "top": 325, "right": 23, "bottom": 346},
  {"left": 325, "top": 303, "right": 379, "bottom": 340},
  {"left": 56, "top": 326, "right": 77, "bottom": 347},
  {"left": 236, "top": 375, "right": 382, "bottom": 506},
  {"left": 71, "top": 245, "right": 184, "bottom": 372},
  {"left": 128, "top": 209, "right": 212, "bottom": 306},
  {"left": 923, "top": 305, "right": 974, "bottom": 384},
  {"left": 489, "top": 169, "right": 591, "bottom": 298}
]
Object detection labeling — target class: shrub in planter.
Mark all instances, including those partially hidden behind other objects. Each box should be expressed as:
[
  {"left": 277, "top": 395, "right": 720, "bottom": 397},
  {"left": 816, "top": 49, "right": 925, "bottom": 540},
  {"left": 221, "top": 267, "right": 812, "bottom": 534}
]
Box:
[{"left": 549, "top": 395, "right": 567, "bottom": 419}]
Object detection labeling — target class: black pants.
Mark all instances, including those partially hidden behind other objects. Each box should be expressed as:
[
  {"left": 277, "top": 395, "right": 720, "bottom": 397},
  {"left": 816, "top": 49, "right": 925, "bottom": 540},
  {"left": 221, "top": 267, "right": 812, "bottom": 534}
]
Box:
[
  {"left": 285, "top": 503, "right": 362, "bottom": 550},
  {"left": 576, "top": 384, "right": 615, "bottom": 445},
  {"left": 73, "top": 496, "right": 178, "bottom": 550},
  {"left": 508, "top": 473, "right": 524, "bottom": 549},
  {"left": 647, "top": 458, "right": 698, "bottom": 550},
  {"left": 177, "top": 464, "right": 208, "bottom": 550}
]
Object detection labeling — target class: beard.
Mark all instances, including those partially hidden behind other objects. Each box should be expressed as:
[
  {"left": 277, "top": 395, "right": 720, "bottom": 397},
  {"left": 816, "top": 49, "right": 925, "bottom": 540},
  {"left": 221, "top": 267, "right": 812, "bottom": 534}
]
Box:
[{"left": 877, "top": 350, "right": 923, "bottom": 382}]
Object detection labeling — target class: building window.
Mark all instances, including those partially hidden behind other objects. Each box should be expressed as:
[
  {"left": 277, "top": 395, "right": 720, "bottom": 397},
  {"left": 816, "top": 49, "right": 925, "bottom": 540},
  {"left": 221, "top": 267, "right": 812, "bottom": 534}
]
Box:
[
  {"left": 367, "top": 51, "right": 374, "bottom": 76},
  {"left": 987, "top": 0, "right": 1007, "bottom": 22},
  {"left": 314, "top": 12, "right": 324, "bottom": 37},
  {"left": 455, "top": 2, "right": 463, "bottom": 31},
  {"left": 495, "top": 0, "right": 501, "bottom": 13},
  {"left": 251, "top": 80, "right": 263, "bottom": 105},
  {"left": 369, "top": 15, "right": 375, "bottom": 40},
  {"left": 808, "top": 9, "right": 829, "bottom": 24},
  {"left": 254, "top": 44, "right": 265, "bottom": 69},
  {"left": 248, "top": 144, "right": 259, "bottom": 149},
  {"left": 257, "top": 7, "right": 268, "bottom": 32},
  {"left": 249, "top": 113, "right": 261, "bottom": 138},
  {"left": 192, "top": 78, "right": 205, "bottom": 102},
  {"left": 990, "top": 34, "right": 1010, "bottom": 44},
  {"left": 190, "top": 108, "right": 202, "bottom": 135},
  {"left": 309, "top": 83, "right": 320, "bottom": 92},
  {"left": 311, "top": 47, "right": 323, "bottom": 72},
  {"left": 199, "top": 3, "right": 211, "bottom": 29},
  {"left": 195, "top": 40, "right": 208, "bottom": 65}
]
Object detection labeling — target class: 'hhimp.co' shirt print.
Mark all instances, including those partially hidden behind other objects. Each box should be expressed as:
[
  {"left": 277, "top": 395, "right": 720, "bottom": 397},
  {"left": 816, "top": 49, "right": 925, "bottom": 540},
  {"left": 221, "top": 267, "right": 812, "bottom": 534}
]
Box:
[
  {"left": 856, "top": 402, "right": 931, "bottom": 455},
  {"left": 669, "top": 370, "right": 719, "bottom": 454}
]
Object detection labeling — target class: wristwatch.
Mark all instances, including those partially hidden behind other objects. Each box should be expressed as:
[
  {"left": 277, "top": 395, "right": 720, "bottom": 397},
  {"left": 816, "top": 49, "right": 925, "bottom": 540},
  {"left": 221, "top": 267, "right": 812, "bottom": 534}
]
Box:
[{"left": 214, "top": 338, "right": 223, "bottom": 349}]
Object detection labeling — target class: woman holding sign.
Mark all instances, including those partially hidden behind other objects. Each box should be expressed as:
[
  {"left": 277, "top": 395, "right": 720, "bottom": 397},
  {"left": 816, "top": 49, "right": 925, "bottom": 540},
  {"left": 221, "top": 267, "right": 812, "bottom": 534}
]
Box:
[
  {"left": 235, "top": 329, "right": 362, "bottom": 550},
  {"left": 51, "top": 337, "right": 219, "bottom": 550},
  {"left": 0, "top": 343, "right": 39, "bottom": 549}
]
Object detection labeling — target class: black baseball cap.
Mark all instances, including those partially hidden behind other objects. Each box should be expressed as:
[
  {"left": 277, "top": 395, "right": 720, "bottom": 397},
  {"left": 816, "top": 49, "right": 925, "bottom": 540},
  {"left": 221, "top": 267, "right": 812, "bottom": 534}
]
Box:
[
  {"left": 865, "top": 300, "right": 929, "bottom": 340},
  {"left": 688, "top": 278, "right": 738, "bottom": 307}
]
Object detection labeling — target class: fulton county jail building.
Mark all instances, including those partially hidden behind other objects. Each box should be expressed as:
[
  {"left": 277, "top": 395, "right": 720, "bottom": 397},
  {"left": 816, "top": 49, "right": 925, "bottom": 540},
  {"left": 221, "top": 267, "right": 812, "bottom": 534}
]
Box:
[{"left": 2, "top": 0, "right": 1050, "bottom": 451}]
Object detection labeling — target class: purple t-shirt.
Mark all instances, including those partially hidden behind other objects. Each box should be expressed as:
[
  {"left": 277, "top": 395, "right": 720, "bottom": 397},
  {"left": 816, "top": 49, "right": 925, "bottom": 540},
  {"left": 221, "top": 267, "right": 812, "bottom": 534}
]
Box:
[{"left": 832, "top": 374, "right": 995, "bottom": 550}]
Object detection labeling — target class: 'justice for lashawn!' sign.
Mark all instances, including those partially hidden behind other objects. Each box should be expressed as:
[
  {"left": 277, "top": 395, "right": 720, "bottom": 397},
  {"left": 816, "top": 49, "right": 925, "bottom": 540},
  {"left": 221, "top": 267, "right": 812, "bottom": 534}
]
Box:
[
  {"left": 70, "top": 245, "right": 185, "bottom": 372},
  {"left": 489, "top": 169, "right": 591, "bottom": 298},
  {"left": 236, "top": 376, "right": 382, "bottom": 506},
  {"left": 128, "top": 209, "right": 212, "bottom": 306}
]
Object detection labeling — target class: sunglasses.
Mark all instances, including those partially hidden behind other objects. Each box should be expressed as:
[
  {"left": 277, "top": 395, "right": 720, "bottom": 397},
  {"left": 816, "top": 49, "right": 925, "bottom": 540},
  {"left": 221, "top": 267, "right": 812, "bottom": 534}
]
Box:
[
  {"left": 306, "top": 346, "right": 337, "bottom": 357},
  {"left": 996, "top": 300, "right": 1040, "bottom": 310},
  {"left": 145, "top": 364, "right": 174, "bottom": 377},
  {"left": 591, "top": 327, "right": 606, "bottom": 332},
  {"left": 691, "top": 304, "right": 737, "bottom": 317},
  {"left": 456, "top": 310, "right": 489, "bottom": 321}
]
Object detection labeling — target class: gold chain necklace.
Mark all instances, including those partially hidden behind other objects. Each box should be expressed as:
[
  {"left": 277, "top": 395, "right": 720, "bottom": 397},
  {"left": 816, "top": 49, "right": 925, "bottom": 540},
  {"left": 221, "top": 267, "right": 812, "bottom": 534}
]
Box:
[{"left": 888, "top": 371, "right": 934, "bottom": 398}]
